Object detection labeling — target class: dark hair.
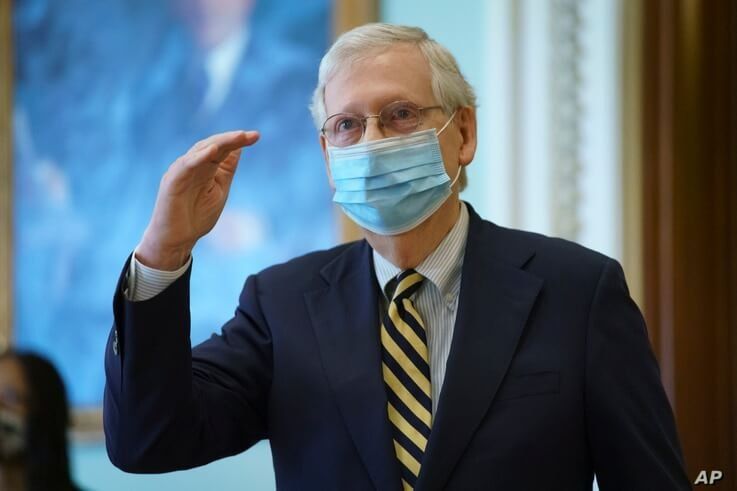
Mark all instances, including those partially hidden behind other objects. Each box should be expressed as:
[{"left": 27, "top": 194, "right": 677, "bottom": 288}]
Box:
[{"left": 0, "top": 350, "right": 79, "bottom": 491}]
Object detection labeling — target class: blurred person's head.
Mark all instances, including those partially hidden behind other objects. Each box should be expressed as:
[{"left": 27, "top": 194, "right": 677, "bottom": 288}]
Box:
[
  {"left": 0, "top": 350, "right": 78, "bottom": 491},
  {"left": 175, "top": 0, "right": 256, "bottom": 49}
]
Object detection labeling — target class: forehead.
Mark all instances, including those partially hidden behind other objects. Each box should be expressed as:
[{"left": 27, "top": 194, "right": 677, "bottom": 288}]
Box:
[{"left": 324, "top": 43, "right": 435, "bottom": 116}]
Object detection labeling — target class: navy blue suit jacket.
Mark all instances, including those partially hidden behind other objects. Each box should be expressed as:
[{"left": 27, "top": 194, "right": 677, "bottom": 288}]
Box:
[{"left": 104, "top": 204, "right": 690, "bottom": 490}]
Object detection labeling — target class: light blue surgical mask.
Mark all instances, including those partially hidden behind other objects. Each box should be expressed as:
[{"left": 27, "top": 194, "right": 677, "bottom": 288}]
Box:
[{"left": 328, "top": 114, "right": 460, "bottom": 235}]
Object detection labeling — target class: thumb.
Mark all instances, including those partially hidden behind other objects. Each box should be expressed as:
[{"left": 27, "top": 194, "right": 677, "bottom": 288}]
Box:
[{"left": 214, "top": 147, "right": 244, "bottom": 188}]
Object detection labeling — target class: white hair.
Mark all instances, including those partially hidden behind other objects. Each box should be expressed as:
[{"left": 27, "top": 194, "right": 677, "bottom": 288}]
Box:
[{"left": 309, "top": 23, "right": 477, "bottom": 130}]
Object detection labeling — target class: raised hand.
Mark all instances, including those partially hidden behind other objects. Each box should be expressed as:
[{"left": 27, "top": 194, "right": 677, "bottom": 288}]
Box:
[{"left": 135, "top": 130, "right": 260, "bottom": 270}]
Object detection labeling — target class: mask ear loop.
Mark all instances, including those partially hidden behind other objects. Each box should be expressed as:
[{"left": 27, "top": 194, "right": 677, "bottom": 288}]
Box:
[
  {"left": 437, "top": 109, "right": 462, "bottom": 189},
  {"left": 436, "top": 110, "right": 457, "bottom": 136},
  {"left": 449, "top": 164, "right": 462, "bottom": 188}
]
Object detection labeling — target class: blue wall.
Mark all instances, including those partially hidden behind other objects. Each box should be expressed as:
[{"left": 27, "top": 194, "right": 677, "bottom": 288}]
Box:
[{"left": 71, "top": 441, "right": 275, "bottom": 491}]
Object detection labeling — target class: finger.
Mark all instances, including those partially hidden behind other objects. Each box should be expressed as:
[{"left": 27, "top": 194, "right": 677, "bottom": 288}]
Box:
[
  {"left": 179, "top": 134, "right": 249, "bottom": 172},
  {"left": 210, "top": 134, "right": 258, "bottom": 163},
  {"left": 213, "top": 148, "right": 243, "bottom": 188},
  {"left": 191, "top": 130, "right": 245, "bottom": 151},
  {"left": 217, "top": 147, "right": 243, "bottom": 174},
  {"left": 168, "top": 145, "right": 216, "bottom": 184},
  {"left": 191, "top": 130, "right": 259, "bottom": 153},
  {"left": 173, "top": 131, "right": 258, "bottom": 186}
]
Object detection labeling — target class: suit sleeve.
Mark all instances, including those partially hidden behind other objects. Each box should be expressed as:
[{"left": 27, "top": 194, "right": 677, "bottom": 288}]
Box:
[
  {"left": 104, "top": 256, "right": 272, "bottom": 473},
  {"left": 585, "top": 258, "right": 691, "bottom": 490}
]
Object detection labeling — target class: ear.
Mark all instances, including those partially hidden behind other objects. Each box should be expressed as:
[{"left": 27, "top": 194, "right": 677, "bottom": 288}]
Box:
[
  {"left": 319, "top": 133, "right": 335, "bottom": 190},
  {"left": 456, "top": 105, "right": 477, "bottom": 167}
]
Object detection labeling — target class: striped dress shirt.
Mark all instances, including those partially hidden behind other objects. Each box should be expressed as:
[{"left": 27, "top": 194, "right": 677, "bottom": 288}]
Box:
[{"left": 373, "top": 202, "right": 469, "bottom": 415}]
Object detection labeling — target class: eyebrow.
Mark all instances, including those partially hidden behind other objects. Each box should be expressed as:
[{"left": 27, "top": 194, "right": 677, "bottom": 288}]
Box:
[{"left": 330, "top": 96, "right": 430, "bottom": 116}]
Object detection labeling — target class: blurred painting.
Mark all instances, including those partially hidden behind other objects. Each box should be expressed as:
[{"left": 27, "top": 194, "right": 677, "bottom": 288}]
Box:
[{"left": 13, "top": 0, "right": 334, "bottom": 407}]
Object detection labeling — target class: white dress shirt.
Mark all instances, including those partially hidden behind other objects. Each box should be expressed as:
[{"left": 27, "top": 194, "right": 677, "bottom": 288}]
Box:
[{"left": 372, "top": 202, "right": 469, "bottom": 414}]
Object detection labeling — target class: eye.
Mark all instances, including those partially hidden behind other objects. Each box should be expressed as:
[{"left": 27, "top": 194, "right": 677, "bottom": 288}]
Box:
[
  {"left": 393, "top": 108, "right": 413, "bottom": 120},
  {"left": 386, "top": 102, "right": 420, "bottom": 123},
  {"left": 383, "top": 102, "right": 420, "bottom": 132},
  {"left": 336, "top": 118, "right": 357, "bottom": 132}
]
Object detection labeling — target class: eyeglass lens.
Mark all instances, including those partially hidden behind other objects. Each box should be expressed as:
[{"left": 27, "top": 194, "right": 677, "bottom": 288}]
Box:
[{"left": 324, "top": 101, "right": 423, "bottom": 147}]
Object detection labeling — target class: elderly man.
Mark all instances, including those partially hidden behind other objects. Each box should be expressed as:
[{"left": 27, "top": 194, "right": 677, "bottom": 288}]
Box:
[{"left": 104, "top": 23, "right": 690, "bottom": 490}]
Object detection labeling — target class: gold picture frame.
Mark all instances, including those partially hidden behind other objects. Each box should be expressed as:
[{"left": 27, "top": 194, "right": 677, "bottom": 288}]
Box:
[{"left": 0, "top": 0, "right": 13, "bottom": 353}]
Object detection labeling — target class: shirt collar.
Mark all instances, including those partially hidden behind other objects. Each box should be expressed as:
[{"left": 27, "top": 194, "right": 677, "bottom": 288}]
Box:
[{"left": 373, "top": 202, "right": 469, "bottom": 303}]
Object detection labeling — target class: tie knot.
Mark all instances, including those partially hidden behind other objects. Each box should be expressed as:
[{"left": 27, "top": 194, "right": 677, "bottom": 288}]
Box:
[{"left": 388, "top": 269, "right": 424, "bottom": 303}]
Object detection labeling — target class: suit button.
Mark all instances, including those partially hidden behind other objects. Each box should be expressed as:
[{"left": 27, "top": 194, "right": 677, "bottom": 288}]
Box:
[{"left": 113, "top": 330, "right": 119, "bottom": 356}]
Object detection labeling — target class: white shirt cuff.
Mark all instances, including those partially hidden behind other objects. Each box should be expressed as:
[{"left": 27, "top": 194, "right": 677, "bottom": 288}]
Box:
[{"left": 125, "top": 252, "right": 192, "bottom": 302}]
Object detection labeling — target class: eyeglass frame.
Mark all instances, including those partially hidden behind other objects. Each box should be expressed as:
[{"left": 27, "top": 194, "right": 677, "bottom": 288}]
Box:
[{"left": 320, "top": 100, "right": 447, "bottom": 147}]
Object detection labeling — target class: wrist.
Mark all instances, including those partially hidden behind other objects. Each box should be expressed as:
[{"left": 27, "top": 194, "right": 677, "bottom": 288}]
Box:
[{"left": 135, "top": 236, "right": 192, "bottom": 271}]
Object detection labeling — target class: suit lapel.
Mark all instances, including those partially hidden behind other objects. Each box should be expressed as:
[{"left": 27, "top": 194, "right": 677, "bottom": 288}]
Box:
[
  {"left": 305, "top": 241, "right": 401, "bottom": 491},
  {"left": 416, "top": 206, "right": 543, "bottom": 491}
]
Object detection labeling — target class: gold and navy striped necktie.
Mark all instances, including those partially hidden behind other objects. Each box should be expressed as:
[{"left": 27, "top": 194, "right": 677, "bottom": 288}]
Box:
[{"left": 380, "top": 269, "right": 431, "bottom": 491}]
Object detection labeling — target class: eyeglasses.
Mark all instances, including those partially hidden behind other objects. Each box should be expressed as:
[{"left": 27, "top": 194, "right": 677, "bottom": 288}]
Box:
[{"left": 321, "top": 100, "right": 444, "bottom": 147}]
